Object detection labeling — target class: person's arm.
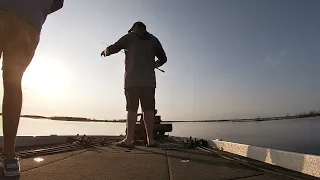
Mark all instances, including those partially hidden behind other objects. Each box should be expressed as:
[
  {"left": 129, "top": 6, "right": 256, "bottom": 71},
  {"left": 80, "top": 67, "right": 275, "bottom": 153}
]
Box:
[
  {"left": 49, "top": 0, "right": 64, "bottom": 14},
  {"left": 155, "top": 38, "right": 167, "bottom": 68},
  {"left": 101, "top": 34, "right": 129, "bottom": 57}
]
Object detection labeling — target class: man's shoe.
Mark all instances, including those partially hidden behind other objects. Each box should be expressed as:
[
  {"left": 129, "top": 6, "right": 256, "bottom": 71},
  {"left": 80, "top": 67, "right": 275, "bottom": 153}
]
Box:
[{"left": 1, "top": 154, "right": 21, "bottom": 177}]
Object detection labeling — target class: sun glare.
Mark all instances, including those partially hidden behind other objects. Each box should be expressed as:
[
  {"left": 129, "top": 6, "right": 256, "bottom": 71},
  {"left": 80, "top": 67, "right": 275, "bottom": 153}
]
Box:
[{"left": 22, "top": 57, "right": 69, "bottom": 95}]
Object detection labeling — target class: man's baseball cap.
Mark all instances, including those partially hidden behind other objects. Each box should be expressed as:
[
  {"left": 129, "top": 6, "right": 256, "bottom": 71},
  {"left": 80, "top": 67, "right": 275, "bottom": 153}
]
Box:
[{"left": 128, "top": 21, "right": 146, "bottom": 33}]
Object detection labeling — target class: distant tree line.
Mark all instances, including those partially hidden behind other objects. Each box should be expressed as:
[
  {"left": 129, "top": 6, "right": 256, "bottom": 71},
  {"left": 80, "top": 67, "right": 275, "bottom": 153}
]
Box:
[
  {"left": 0, "top": 110, "right": 319, "bottom": 122},
  {"left": 0, "top": 113, "right": 127, "bottom": 123}
]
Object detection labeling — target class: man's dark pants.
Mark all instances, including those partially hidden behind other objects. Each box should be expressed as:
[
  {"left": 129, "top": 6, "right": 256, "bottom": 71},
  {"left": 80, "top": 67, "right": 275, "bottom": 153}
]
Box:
[{"left": 125, "top": 87, "right": 155, "bottom": 112}]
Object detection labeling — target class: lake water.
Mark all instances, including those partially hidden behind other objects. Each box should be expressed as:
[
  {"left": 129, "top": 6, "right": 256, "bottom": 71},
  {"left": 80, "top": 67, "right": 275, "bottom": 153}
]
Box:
[{"left": 0, "top": 117, "right": 319, "bottom": 156}]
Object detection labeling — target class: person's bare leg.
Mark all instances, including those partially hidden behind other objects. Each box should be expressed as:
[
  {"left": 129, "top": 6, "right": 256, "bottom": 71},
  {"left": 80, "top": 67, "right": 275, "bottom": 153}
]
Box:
[
  {"left": 1, "top": 20, "right": 38, "bottom": 156},
  {"left": 123, "top": 111, "right": 137, "bottom": 144},
  {"left": 2, "top": 72, "right": 23, "bottom": 156},
  {"left": 143, "top": 111, "right": 155, "bottom": 145}
]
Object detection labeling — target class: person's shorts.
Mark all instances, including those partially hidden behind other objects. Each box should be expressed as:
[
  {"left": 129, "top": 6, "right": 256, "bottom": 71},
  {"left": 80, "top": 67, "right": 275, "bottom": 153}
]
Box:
[
  {"left": 125, "top": 87, "right": 155, "bottom": 112},
  {"left": 0, "top": 10, "right": 40, "bottom": 82}
]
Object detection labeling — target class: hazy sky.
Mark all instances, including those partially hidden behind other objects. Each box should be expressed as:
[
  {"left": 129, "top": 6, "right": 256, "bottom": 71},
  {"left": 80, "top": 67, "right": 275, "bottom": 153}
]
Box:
[{"left": 1, "top": 0, "right": 319, "bottom": 120}]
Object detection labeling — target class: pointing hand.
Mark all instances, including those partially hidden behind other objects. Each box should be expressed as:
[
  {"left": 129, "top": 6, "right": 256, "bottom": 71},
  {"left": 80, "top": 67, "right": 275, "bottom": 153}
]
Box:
[{"left": 101, "top": 49, "right": 109, "bottom": 57}]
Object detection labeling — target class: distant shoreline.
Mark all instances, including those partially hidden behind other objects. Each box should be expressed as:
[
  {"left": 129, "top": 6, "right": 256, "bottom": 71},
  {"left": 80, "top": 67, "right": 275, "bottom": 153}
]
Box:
[{"left": 1, "top": 110, "right": 320, "bottom": 123}]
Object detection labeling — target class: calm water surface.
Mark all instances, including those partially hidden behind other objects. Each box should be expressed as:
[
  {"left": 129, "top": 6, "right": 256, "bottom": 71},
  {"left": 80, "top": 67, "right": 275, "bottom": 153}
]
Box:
[{"left": 0, "top": 117, "right": 319, "bottom": 155}]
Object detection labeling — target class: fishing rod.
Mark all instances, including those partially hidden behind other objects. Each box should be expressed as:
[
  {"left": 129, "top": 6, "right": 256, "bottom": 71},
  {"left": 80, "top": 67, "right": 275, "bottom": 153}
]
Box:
[{"left": 99, "top": 41, "right": 165, "bottom": 73}]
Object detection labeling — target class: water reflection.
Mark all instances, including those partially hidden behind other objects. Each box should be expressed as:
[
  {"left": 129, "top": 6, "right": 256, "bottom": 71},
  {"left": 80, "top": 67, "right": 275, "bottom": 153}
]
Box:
[
  {"left": 170, "top": 117, "right": 320, "bottom": 155},
  {"left": 0, "top": 117, "right": 319, "bottom": 155}
]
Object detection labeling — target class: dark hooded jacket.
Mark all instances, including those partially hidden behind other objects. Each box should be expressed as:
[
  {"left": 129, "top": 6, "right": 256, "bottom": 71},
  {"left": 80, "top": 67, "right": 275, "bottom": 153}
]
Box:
[{"left": 106, "top": 30, "right": 167, "bottom": 88}]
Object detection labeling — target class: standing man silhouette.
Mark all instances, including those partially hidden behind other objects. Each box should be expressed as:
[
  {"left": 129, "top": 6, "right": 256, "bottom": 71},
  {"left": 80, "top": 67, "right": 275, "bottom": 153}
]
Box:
[{"left": 101, "top": 22, "right": 167, "bottom": 148}]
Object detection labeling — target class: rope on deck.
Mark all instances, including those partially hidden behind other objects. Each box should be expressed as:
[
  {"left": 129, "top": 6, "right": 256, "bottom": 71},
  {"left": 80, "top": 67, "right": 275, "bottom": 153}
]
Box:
[{"left": 16, "top": 135, "right": 112, "bottom": 159}]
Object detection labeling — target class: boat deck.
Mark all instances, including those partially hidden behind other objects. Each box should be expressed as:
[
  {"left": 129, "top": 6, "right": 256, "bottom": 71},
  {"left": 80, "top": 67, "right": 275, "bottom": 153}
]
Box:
[{"left": 0, "top": 138, "right": 313, "bottom": 180}]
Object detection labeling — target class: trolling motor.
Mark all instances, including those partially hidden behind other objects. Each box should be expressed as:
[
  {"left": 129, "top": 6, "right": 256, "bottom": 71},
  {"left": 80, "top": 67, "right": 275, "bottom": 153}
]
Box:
[
  {"left": 137, "top": 109, "right": 161, "bottom": 124},
  {"left": 125, "top": 109, "right": 172, "bottom": 143}
]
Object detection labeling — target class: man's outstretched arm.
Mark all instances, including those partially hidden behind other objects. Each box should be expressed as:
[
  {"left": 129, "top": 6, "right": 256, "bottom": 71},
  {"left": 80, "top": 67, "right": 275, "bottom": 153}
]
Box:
[
  {"left": 155, "top": 39, "right": 167, "bottom": 68},
  {"left": 49, "top": 0, "right": 64, "bottom": 14},
  {"left": 101, "top": 35, "right": 129, "bottom": 57}
]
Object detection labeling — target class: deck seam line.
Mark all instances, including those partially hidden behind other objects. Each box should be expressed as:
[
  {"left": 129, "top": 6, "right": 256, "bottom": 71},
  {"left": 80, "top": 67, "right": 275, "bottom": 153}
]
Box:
[
  {"left": 21, "top": 150, "right": 87, "bottom": 173},
  {"left": 165, "top": 151, "right": 172, "bottom": 180},
  {"left": 227, "top": 173, "right": 265, "bottom": 180}
]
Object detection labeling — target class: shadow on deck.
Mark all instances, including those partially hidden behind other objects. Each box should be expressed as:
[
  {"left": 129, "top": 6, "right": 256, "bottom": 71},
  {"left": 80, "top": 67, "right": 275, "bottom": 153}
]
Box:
[{"left": 0, "top": 140, "right": 307, "bottom": 180}]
